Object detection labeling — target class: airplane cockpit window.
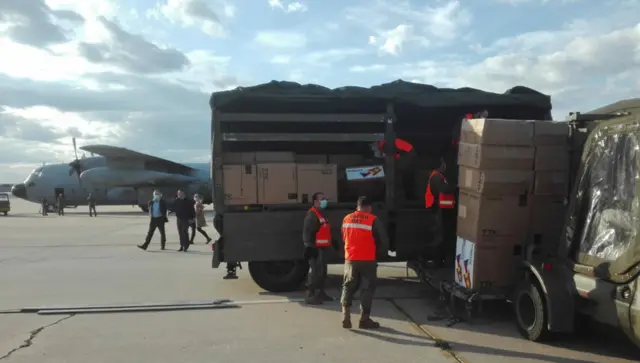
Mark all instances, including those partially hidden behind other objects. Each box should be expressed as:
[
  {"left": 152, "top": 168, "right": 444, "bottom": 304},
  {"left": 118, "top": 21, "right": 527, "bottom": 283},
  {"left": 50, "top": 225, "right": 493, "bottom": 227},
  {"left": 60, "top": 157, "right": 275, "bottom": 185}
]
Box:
[
  {"left": 25, "top": 167, "right": 44, "bottom": 183},
  {"left": 27, "top": 182, "right": 36, "bottom": 187}
]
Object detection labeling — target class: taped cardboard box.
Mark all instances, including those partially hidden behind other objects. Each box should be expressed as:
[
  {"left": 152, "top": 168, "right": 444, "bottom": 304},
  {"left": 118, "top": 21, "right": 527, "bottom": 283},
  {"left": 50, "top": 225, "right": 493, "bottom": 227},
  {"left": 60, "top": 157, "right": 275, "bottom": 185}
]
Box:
[
  {"left": 530, "top": 195, "right": 565, "bottom": 252},
  {"left": 458, "top": 142, "right": 534, "bottom": 170},
  {"left": 534, "top": 121, "right": 569, "bottom": 146},
  {"left": 534, "top": 146, "right": 570, "bottom": 171},
  {"left": 460, "top": 118, "right": 534, "bottom": 146},
  {"left": 458, "top": 166, "right": 533, "bottom": 195},
  {"left": 457, "top": 190, "right": 531, "bottom": 244},
  {"left": 223, "top": 165, "right": 258, "bottom": 205},
  {"left": 533, "top": 171, "right": 568, "bottom": 195},
  {"left": 297, "top": 164, "right": 338, "bottom": 203},
  {"left": 454, "top": 237, "right": 523, "bottom": 293},
  {"left": 257, "top": 163, "right": 298, "bottom": 204}
]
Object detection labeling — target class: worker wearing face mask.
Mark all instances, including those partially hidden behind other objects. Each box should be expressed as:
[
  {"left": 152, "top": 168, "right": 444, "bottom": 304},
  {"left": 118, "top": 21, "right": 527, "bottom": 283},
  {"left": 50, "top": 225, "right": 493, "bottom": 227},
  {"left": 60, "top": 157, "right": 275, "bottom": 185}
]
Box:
[{"left": 302, "top": 192, "right": 338, "bottom": 305}]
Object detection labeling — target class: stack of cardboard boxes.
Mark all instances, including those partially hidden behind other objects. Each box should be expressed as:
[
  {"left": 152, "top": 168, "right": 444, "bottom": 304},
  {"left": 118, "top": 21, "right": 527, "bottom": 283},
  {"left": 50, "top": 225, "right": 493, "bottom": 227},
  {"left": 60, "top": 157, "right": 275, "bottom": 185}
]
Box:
[
  {"left": 222, "top": 152, "right": 338, "bottom": 205},
  {"left": 454, "top": 119, "right": 570, "bottom": 293}
]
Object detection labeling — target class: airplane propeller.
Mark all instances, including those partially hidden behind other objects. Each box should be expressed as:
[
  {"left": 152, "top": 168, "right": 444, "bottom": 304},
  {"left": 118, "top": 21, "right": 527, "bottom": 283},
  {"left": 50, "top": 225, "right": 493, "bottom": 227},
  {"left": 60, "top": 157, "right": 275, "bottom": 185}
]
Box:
[{"left": 68, "top": 138, "right": 84, "bottom": 189}]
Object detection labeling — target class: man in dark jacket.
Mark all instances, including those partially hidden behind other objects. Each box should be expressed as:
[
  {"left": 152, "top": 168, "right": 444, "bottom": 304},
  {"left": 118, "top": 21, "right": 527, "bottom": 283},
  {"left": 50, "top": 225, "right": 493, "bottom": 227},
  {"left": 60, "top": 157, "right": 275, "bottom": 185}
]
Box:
[
  {"left": 302, "top": 192, "right": 339, "bottom": 305},
  {"left": 138, "top": 190, "right": 168, "bottom": 251},
  {"left": 173, "top": 188, "right": 195, "bottom": 252},
  {"left": 87, "top": 193, "right": 97, "bottom": 217}
]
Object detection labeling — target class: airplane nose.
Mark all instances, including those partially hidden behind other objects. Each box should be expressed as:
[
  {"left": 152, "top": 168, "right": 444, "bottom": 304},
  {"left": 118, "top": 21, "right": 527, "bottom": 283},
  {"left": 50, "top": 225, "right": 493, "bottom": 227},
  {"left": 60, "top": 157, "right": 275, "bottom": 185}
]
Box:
[{"left": 11, "top": 183, "right": 27, "bottom": 200}]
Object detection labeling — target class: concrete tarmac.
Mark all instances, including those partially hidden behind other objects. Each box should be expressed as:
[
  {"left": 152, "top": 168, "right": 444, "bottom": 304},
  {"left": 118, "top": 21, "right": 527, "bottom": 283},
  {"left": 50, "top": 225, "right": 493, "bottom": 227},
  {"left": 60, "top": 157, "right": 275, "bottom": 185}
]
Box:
[{"left": 0, "top": 198, "right": 638, "bottom": 362}]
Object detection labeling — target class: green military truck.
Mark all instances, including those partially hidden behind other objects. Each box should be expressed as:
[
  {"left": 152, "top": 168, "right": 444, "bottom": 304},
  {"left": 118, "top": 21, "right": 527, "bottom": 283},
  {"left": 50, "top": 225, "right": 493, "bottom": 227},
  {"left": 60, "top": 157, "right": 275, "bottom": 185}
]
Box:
[
  {"left": 511, "top": 101, "right": 640, "bottom": 349},
  {"left": 208, "top": 80, "right": 551, "bottom": 292}
]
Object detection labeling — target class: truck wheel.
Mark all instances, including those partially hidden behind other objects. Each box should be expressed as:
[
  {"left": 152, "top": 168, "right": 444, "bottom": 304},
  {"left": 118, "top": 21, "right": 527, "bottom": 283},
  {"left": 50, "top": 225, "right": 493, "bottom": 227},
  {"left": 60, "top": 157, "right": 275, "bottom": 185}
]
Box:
[
  {"left": 248, "top": 260, "right": 309, "bottom": 293},
  {"left": 515, "top": 280, "right": 550, "bottom": 341},
  {"left": 3, "top": 211, "right": 7, "bottom": 216},
  {"left": 139, "top": 205, "right": 149, "bottom": 213}
]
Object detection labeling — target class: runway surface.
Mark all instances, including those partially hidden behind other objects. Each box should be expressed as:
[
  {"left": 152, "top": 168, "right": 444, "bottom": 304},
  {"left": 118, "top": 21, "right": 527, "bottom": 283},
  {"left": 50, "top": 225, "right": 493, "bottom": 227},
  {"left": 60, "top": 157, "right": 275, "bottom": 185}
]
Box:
[{"left": 0, "top": 198, "right": 638, "bottom": 362}]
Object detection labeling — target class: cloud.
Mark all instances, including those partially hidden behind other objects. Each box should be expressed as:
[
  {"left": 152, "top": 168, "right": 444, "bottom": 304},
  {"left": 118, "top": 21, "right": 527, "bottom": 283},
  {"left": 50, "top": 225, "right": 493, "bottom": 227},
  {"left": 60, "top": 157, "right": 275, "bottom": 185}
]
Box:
[
  {"left": 268, "top": 0, "right": 308, "bottom": 13},
  {"left": 254, "top": 30, "right": 307, "bottom": 48},
  {"left": 149, "top": 0, "right": 232, "bottom": 37},
  {"left": 77, "top": 16, "right": 190, "bottom": 74},
  {"left": 345, "top": 0, "right": 471, "bottom": 54},
  {"left": 0, "top": 0, "right": 83, "bottom": 48}
]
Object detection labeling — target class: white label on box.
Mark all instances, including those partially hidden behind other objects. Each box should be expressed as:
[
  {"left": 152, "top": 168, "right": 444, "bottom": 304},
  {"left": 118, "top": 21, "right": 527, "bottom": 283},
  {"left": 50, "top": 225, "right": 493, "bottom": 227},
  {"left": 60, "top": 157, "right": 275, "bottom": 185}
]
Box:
[
  {"left": 458, "top": 205, "right": 467, "bottom": 218},
  {"left": 345, "top": 165, "right": 385, "bottom": 181},
  {"left": 454, "top": 237, "right": 475, "bottom": 289}
]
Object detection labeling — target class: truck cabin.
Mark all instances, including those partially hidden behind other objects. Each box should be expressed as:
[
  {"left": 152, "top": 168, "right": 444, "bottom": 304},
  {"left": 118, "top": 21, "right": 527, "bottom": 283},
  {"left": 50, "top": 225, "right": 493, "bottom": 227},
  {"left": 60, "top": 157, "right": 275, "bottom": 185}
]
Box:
[{"left": 209, "top": 80, "right": 553, "bottom": 275}]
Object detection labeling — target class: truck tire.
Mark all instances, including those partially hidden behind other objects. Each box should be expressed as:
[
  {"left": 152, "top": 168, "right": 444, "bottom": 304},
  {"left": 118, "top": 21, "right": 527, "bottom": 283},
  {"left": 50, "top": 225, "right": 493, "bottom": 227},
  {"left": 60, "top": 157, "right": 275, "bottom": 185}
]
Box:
[
  {"left": 515, "top": 280, "right": 550, "bottom": 342},
  {"left": 248, "top": 260, "right": 309, "bottom": 293},
  {"left": 139, "top": 205, "right": 149, "bottom": 213}
]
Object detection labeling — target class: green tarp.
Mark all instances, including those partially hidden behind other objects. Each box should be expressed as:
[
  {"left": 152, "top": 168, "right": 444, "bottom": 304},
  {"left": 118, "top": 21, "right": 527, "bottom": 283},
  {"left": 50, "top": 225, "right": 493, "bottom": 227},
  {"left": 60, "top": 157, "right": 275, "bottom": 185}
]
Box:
[{"left": 210, "top": 79, "right": 552, "bottom": 115}]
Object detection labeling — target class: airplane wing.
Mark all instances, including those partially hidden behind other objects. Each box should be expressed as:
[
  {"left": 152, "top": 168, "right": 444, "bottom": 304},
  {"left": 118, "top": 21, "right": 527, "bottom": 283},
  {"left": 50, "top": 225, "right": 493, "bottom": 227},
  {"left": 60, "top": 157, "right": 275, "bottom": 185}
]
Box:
[{"left": 80, "top": 145, "right": 197, "bottom": 174}]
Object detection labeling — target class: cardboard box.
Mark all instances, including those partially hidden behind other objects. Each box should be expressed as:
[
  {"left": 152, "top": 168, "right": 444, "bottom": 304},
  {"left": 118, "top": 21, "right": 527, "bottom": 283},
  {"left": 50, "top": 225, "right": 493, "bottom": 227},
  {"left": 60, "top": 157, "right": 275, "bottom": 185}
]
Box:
[
  {"left": 454, "top": 237, "right": 523, "bottom": 292},
  {"left": 530, "top": 195, "right": 565, "bottom": 252},
  {"left": 458, "top": 166, "right": 533, "bottom": 195},
  {"left": 534, "top": 146, "right": 570, "bottom": 171},
  {"left": 255, "top": 152, "right": 295, "bottom": 163},
  {"left": 534, "top": 121, "right": 569, "bottom": 146},
  {"left": 458, "top": 142, "right": 534, "bottom": 170},
  {"left": 533, "top": 171, "right": 568, "bottom": 195},
  {"left": 257, "top": 163, "right": 298, "bottom": 204},
  {"left": 223, "top": 165, "right": 258, "bottom": 205},
  {"left": 460, "top": 118, "right": 534, "bottom": 146},
  {"left": 297, "top": 164, "right": 338, "bottom": 203},
  {"left": 223, "top": 152, "right": 255, "bottom": 164},
  {"left": 457, "top": 190, "right": 531, "bottom": 244}
]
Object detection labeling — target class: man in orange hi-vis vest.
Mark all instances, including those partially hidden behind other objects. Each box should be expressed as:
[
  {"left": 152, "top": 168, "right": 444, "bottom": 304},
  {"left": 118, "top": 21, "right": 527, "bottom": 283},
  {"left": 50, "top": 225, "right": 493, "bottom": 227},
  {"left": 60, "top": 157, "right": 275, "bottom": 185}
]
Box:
[
  {"left": 340, "top": 196, "right": 389, "bottom": 329},
  {"left": 424, "top": 159, "right": 456, "bottom": 267},
  {"left": 302, "top": 192, "right": 339, "bottom": 305}
]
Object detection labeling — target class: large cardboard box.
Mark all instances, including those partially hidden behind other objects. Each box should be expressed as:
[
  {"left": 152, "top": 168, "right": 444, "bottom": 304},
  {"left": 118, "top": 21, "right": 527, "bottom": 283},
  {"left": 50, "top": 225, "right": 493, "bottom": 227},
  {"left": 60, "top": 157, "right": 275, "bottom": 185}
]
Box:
[
  {"left": 533, "top": 171, "right": 568, "bottom": 195},
  {"left": 458, "top": 142, "right": 534, "bottom": 170},
  {"left": 460, "top": 118, "right": 534, "bottom": 146},
  {"left": 257, "top": 163, "right": 298, "bottom": 204},
  {"left": 530, "top": 195, "right": 566, "bottom": 252},
  {"left": 454, "top": 237, "right": 523, "bottom": 293},
  {"left": 297, "top": 164, "right": 338, "bottom": 203},
  {"left": 255, "top": 152, "right": 295, "bottom": 163},
  {"left": 223, "top": 165, "right": 258, "bottom": 205},
  {"left": 534, "top": 146, "right": 570, "bottom": 171},
  {"left": 458, "top": 166, "right": 533, "bottom": 195},
  {"left": 457, "top": 190, "right": 531, "bottom": 244},
  {"left": 534, "top": 121, "right": 569, "bottom": 146}
]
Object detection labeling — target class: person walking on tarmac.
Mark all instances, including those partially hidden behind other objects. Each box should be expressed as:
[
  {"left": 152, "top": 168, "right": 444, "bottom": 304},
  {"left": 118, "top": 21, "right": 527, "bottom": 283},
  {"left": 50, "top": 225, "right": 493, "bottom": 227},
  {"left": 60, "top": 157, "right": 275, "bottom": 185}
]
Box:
[
  {"left": 87, "top": 193, "right": 97, "bottom": 217},
  {"left": 340, "top": 196, "right": 389, "bottom": 329},
  {"left": 173, "top": 189, "right": 195, "bottom": 252},
  {"left": 374, "top": 138, "right": 417, "bottom": 200},
  {"left": 302, "top": 192, "right": 339, "bottom": 305},
  {"left": 424, "top": 158, "right": 456, "bottom": 267},
  {"left": 56, "top": 193, "right": 65, "bottom": 216}
]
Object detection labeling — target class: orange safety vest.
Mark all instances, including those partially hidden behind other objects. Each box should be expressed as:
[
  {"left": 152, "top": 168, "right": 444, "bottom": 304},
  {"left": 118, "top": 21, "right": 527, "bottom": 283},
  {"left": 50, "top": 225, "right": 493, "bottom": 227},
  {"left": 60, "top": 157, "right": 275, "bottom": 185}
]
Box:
[
  {"left": 310, "top": 207, "right": 331, "bottom": 248},
  {"left": 425, "top": 170, "right": 455, "bottom": 209},
  {"left": 342, "top": 211, "right": 377, "bottom": 261},
  {"left": 378, "top": 139, "right": 414, "bottom": 160}
]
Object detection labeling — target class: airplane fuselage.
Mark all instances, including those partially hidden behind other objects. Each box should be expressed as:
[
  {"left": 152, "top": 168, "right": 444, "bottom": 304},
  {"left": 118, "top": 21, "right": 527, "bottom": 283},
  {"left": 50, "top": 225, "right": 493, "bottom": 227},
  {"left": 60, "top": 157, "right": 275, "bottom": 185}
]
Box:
[{"left": 12, "top": 157, "right": 212, "bottom": 207}]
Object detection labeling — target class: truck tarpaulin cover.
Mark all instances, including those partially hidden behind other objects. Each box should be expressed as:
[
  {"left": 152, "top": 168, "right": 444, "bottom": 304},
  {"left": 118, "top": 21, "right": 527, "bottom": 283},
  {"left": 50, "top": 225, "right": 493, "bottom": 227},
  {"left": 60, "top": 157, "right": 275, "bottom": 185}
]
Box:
[
  {"left": 210, "top": 80, "right": 552, "bottom": 129},
  {"left": 569, "top": 107, "right": 640, "bottom": 276}
]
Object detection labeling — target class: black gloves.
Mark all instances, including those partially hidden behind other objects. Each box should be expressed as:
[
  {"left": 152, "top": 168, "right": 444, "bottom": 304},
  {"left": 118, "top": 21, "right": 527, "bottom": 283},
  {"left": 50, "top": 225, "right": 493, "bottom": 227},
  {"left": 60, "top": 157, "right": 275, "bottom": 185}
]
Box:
[{"left": 303, "top": 247, "right": 318, "bottom": 260}]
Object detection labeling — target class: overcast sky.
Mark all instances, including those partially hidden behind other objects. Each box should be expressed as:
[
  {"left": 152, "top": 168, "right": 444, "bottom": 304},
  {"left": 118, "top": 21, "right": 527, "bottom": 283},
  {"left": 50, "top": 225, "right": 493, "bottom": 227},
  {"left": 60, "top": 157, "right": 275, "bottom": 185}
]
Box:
[{"left": 1, "top": 0, "right": 639, "bottom": 182}]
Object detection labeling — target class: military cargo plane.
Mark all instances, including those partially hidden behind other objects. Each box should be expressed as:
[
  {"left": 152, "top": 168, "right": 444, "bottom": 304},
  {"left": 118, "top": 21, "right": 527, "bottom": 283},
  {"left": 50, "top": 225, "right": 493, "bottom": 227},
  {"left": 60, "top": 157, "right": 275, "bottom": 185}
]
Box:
[{"left": 11, "top": 142, "right": 212, "bottom": 212}]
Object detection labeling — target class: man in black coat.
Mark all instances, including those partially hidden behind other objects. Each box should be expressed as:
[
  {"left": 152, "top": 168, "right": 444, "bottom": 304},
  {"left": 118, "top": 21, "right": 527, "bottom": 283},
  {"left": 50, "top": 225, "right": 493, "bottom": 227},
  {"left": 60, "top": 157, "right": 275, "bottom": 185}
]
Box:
[
  {"left": 173, "top": 189, "right": 195, "bottom": 252},
  {"left": 138, "top": 190, "right": 169, "bottom": 251}
]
